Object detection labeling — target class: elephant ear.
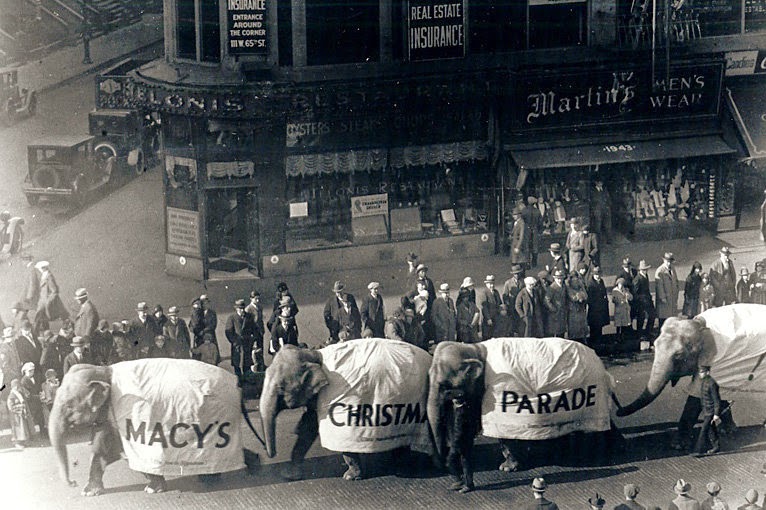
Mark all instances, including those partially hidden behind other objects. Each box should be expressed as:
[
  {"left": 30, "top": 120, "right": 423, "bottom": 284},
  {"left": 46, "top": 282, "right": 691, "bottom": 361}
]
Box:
[
  {"left": 300, "top": 362, "right": 329, "bottom": 396},
  {"left": 86, "top": 380, "right": 111, "bottom": 413}
]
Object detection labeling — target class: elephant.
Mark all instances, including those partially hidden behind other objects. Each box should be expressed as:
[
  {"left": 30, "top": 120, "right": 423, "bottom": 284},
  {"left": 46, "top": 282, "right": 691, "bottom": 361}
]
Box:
[
  {"left": 50, "top": 359, "right": 258, "bottom": 496},
  {"left": 260, "top": 339, "right": 433, "bottom": 481},
  {"left": 428, "top": 337, "right": 622, "bottom": 492},
  {"left": 617, "top": 304, "right": 766, "bottom": 448}
]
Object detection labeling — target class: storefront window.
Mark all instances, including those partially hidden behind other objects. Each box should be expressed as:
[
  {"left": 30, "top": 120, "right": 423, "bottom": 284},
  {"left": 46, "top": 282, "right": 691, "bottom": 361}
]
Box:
[
  {"left": 206, "top": 120, "right": 254, "bottom": 154},
  {"left": 176, "top": 0, "right": 196, "bottom": 60},
  {"left": 174, "top": 0, "right": 221, "bottom": 62},
  {"left": 529, "top": 2, "right": 587, "bottom": 49},
  {"left": 468, "top": 1, "right": 524, "bottom": 53},
  {"left": 285, "top": 162, "right": 493, "bottom": 252},
  {"left": 306, "top": 0, "right": 379, "bottom": 65}
]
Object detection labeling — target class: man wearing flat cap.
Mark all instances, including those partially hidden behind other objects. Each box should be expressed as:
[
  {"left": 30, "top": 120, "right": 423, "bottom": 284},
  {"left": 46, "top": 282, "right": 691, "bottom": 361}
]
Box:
[
  {"left": 710, "top": 247, "right": 736, "bottom": 307},
  {"left": 615, "top": 483, "right": 646, "bottom": 510},
  {"left": 478, "top": 275, "right": 503, "bottom": 340},
  {"left": 522, "top": 477, "right": 560, "bottom": 510},
  {"left": 225, "top": 299, "right": 257, "bottom": 378},
  {"left": 655, "top": 253, "right": 679, "bottom": 332},
  {"left": 700, "top": 481, "right": 728, "bottom": 510},
  {"left": 360, "top": 282, "right": 385, "bottom": 338},
  {"left": 432, "top": 283, "right": 457, "bottom": 344},
  {"left": 692, "top": 364, "right": 722, "bottom": 457},
  {"left": 324, "top": 281, "right": 362, "bottom": 344},
  {"left": 669, "top": 479, "right": 699, "bottom": 510},
  {"left": 129, "top": 302, "right": 161, "bottom": 357},
  {"left": 74, "top": 288, "right": 99, "bottom": 339},
  {"left": 516, "top": 276, "right": 544, "bottom": 338}
]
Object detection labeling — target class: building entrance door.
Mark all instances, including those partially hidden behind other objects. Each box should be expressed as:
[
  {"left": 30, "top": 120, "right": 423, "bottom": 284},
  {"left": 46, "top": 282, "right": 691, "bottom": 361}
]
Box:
[{"left": 206, "top": 187, "right": 260, "bottom": 278}]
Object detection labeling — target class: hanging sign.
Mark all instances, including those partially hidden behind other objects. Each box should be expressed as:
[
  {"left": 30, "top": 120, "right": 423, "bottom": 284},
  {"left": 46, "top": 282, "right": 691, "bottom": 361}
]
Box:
[
  {"left": 167, "top": 207, "right": 201, "bottom": 257},
  {"left": 227, "top": 0, "right": 268, "bottom": 55},
  {"left": 407, "top": 0, "right": 466, "bottom": 61}
]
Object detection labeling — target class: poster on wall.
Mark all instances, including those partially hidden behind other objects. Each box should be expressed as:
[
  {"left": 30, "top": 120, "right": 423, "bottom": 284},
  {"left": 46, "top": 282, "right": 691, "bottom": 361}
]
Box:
[
  {"left": 167, "top": 207, "right": 201, "bottom": 257},
  {"left": 407, "top": 0, "right": 465, "bottom": 61},
  {"left": 227, "top": 0, "right": 268, "bottom": 55},
  {"left": 351, "top": 193, "right": 389, "bottom": 218}
]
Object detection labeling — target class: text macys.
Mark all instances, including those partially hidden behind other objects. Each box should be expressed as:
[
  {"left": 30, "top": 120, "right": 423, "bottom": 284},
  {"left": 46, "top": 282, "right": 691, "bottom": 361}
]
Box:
[{"left": 124, "top": 419, "right": 232, "bottom": 448}]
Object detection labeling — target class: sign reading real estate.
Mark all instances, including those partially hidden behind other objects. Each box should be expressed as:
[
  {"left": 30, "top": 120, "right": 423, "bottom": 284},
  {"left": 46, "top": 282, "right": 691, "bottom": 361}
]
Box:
[
  {"left": 167, "top": 207, "right": 201, "bottom": 257},
  {"left": 227, "top": 0, "right": 268, "bottom": 55},
  {"left": 407, "top": 0, "right": 465, "bottom": 61}
]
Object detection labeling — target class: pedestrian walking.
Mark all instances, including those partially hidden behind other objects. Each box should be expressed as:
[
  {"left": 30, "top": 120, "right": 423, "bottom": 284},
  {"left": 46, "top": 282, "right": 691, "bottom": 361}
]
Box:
[
  {"left": 522, "top": 477, "right": 560, "bottom": 510},
  {"left": 567, "top": 263, "right": 590, "bottom": 344},
  {"left": 544, "top": 269, "right": 568, "bottom": 337},
  {"left": 456, "top": 279, "right": 480, "bottom": 343},
  {"left": 655, "top": 252, "right": 679, "bottom": 331},
  {"left": 668, "top": 479, "right": 701, "bottom": 510},
  {"left": 701, "top": 481, "right": 729, "bottom": 510},
  {"left": 700, "top": 273, "right": 716, "bottom": 312},
  {"left": 163, "top": 306, "right": 191, "bottom": 359},
  {"left": 323, "top": 281, "right": 362, "bottom": 343},
  {"left": 516, "top": 276, "right": 545, "bottom": 338},
  {"left": 737, "top": 489, "right": 762, "bottom": 510},
  {"left": 478, "top": 275, "right": 502, "bottom": 340},
  {"left": 611, "top": 277, "right": 633, "bottom": 347},
  {"left": 34, "top": 261, "right": 69, "bottom": 334},
  {"left": 14, "top": 319, "right": 41, "bottom": 368},
  {"left": 432, "top": 283, "right": 457, "bottom": 344},
  {"left": 543, "top": 243, "right": 568, "bottom": 277},
  {"left": 615, "top": 483, "right": 647, "bottom": 510},
  {"left": 225, "top": 298, "right": 257, "bottom": 378},
  {"left": 737, "top": 268, "right": 751, "bottom": 303},
  {"left": 502, "top": 265, "right": 525, "bottom": 336},
  {"left": 62, "top": 336, "right": 93, "bottom": 375},
  {"left": 360, "top": 282, "right": 385, "bottom": 338},
  {"left": 566, "top": 218, "right": 585, "bottom": 273},
  {"left": 709, "top": 247, "right": 736, "bottom": 306},
  {"left": 73, "top": 288, "right": 99, "bottom": 338},
  {"left": 269, "top": 299, "right": 299, "bottom": 354},
  {"left": 245, "top": 291, "right": 265, "bottom": 371},
  {"left": 510, "top": 206, "right": 529, "bottom": 268},
  {"left": 589, "top": 493, "right": 606, "bottom": 509},
  {"left": 587, "top": 266, "right": 610, "bottom": 345},
  {"left": 683, "top": 262, "right": 703, "bottom": 318},
  {"left": 692, "top": 364, "right": 722, "bottom": 457}
]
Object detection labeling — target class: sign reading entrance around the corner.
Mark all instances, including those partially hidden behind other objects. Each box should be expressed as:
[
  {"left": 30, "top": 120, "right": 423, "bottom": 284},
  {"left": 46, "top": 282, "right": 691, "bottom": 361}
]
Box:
[
  {"left": 407, "top": 0, "right": 465, "bottom": 61},
  {"left": 351, "top": 193, "right": 389, "bottom": 218},
  {"left": 227, "top": 0, "right": 268, "bottom": 55},
  {"left": 167, "top": 207, "right": 201, "bottom": 257}
]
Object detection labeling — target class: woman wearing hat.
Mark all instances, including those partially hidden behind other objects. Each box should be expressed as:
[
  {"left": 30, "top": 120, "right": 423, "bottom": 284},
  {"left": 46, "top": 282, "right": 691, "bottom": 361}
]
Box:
[
  {"left": 682, "top": 262, "right": 703, "bottom": 318},
  {"left": 456, "top": 278, "right": 480, "bottom": 343},
  {"left": 611, "top": 277, "right": 633, "bottom": 346},
  {"left": 750, "top": 261, "right": 766, "bottom": 305},
  {"left": 566, "top": 263, "right": 590, "bottom": 344}
]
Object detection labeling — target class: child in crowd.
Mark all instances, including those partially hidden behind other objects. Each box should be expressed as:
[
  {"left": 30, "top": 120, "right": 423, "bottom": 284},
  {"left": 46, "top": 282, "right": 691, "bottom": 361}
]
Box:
[
  {"left": 611, "top": 277, "right": 633, "bottom": 346},
  {"left": 193, "top": 332, "right": 220, "bottom": 366},
  {"left": 494, "top": 304, "right": 514, "bottom": 338},
  {"left": 147, "top": 335, "right": 175, "bottom": 359},
  {"left": 7, "top": 379, "right": 34, "bottom": 449},
  {"left": 737, "top": 267, "right": 751, "bottom": 304},
  {"left": 40, "top": 369, "right": 60, "bottom": 425},
  {"left": 700, "top": 273, "right": 716, "bottom": 313}
]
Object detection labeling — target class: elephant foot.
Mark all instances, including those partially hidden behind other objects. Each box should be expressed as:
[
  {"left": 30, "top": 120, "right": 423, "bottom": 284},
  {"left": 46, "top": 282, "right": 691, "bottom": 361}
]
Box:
[
  {"left": 143, "top": 480, "right": 167, "bottom": 494},
  {"left": 342, "top": 466, "right": 362, "bottom": 481},
  {"left": 280, "top": 463, "right": 304, "bottom": 481},
  {"left": 498, "top": 459, "right": 520, "bottom": 472},
  {"left": 81, "top": 482, "right": 104, "bottom": 497}
]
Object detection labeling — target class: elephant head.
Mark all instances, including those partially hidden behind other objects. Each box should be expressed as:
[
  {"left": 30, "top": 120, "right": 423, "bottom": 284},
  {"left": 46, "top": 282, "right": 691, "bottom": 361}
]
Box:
[
  {"left": 618, "top": 316, "right": 715, "bottom": 416},
  {"left": 427, "top": 342, "right": 485, "bottom": 459},
  {"left": 260, "top": 345, "right": 328, "bottom": 458},
  {"left": 48, "top": 364, "right": 112, "bottom": 486}
]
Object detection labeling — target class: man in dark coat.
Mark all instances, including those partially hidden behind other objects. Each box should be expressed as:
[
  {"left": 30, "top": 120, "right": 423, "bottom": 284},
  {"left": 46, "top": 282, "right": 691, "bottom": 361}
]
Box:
[
  {"left": 510, "top": 206, "right": 528, "bottom": 268},
  {"left": 409, "top": 264, "right": 436, "bottom": 340},
  {"left": 632, "top": 260, "right": 657, "bottom": 340},
  {"left": 89, "top": 320, "right": 113, "bottom": 366},
  {"left": 543, "top": 243, "right": 568, "bottom": 279},
  {"left": 591, "top": 178, "right": 612, "bottom": 245},
  {"left": 616, "top": 257, "right": 638, "bottom": 322},
  {"left": 403, "top": 308, "right": 427, "bottom": 351},
  {"left": 323, "top": 281, "right": 362, "bottom": 343},
  {"left": 586, "top": 266, "right": 610, "bottom": 345},
  {"left": 245, "top": 291, "right": 265, "bottom": 372},
  {"left": 527, "top": 197, "right": 543, "bottom": 267},
  {"left": 522, "top": 477, "right": 560, "bottom": 510},
  {"left": 432, "top": 283, "right": 457, "bottom": 344},
  {"left": 129, "top": 302, "right": 161, "bottom": 357},
  {"left": 544, "top": 269, "right": 568, "bottom": 338},
  {"left": 199, "top": 295, "right": 218, "bottom": 347},
  {"left": 62, "top": 336, "right": 93, "bottom": 375},
  {"left": 267, "top": 282, "right": 299, "bottom": 333},
  {"left": 163, "top": 306, "right": 191, "bottom": 359},
  {"left": 73, "top": 287, "right": 99, "bottom": 338},
  {"left": 692, "top": 365, "right": 721, "bottom": 457},
  {"left": 35, "top": 261, "right": 69, "bottom": 334},
  {"left": 515, "top": 277, "right": 545, "bottom": 338},
  {"left": 581, "top": 225, "right": 600, "bottom": 268},
  {"left": 478, "top": 275, "right": 502, "bottom": 340},
  {"left": 14, "top": 319, "right": 42, "bottom": 368},
  {"left": 384, "top": 307, "right": 407, "bottom": 342},
  {"left": 502, "top": 265, "right": 525, "bottom": 337},
  {"left": 269, "top": 300, "right": 299, "bottom": 355},
  {"left": 360, "top": 281, "right": 385, "bottom": 338},
  {"left": 225, "top": 298, "right": 257, "bottom": 378},
  {"left": 709, "top": 246, "right": 737, "bottom": 306}
]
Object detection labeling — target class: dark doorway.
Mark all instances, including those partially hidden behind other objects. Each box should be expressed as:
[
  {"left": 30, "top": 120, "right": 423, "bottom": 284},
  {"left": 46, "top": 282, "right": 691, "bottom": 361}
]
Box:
[{"left": 206, "top": 187, "right": 260, "bottom": 278}]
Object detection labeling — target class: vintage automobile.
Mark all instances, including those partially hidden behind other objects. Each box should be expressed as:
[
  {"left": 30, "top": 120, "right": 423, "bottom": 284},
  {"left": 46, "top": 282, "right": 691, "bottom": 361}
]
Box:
[
  {"left": 0, "top": 210, "right": 24, "bottom": 255},
  {"left": 23, "top": 135, "right": 120, "bottom": 207},
  {"left": 88, "top": 108, "right": 160, "bottom": 174},
  {"left": 1, "top": 66, "right": 36, "bottom": 125}
]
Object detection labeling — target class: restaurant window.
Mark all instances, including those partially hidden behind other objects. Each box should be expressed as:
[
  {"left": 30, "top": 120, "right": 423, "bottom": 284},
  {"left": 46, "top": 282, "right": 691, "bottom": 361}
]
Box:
[
  {"left": 278, "top": 0, "right": 293, "bottom": 66},
  {"left": 206, "top": 120, "right": 255, "bottom": 154},
  {"left": 305, "top": 0, "right": 380, "bottom": 65},
  {"left": 175, "top": 0, "right": 221, "bottom": 62},
  {"left": 468, "top": 1, "right": 524, "bottom": 53},
  {"left": 529, "top": 1, "right": 587, "bottom": 49}
]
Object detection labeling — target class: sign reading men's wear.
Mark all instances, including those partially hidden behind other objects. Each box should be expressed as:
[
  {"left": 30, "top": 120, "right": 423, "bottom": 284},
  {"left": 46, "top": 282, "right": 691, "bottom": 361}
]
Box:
[
  {"left": 227, "top": 0, "right": 268, "bottom": 55},
  {"left": 407, "top": 0, "right": 465, "bottom": 61}
]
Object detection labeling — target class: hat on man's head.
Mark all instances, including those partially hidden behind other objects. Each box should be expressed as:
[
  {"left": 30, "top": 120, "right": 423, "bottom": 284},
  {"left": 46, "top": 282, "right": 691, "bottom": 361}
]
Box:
[
  {"left": 663, "top": 252, "right": 675, "bottom": 262},
  {"left": 153, "top": 304, "right": 164, "bottom": 313},
  {"left": 741, "top": 267, "right": 750, "bottom": 276},
  {"left": 2, "top": 326, "right": 13, "bottom": 340},
  {"left": 439, "top": 283, "right": 450, "bottom": 292},
  {"left": 332, "top": 281, "right": 345, "bottom": 293},
  {"left": 461, "top": 277, "right": 474, "bottom": 288},
  {"left": 537, "top": 270, "right": 549, "bottom": 280},
  {"left": 368, "top": 281, "right": 380, "bottom": 290},
  {"left": 531, "top": 477, "right": 547, "bottom": 492},
  {"left": 615, "top": 277, "right": 626, "bottom": 286},
  {"left": 416, "top": 263, "right": 428, "bottom": 273},
  {"left": 553, "top": 269, "right": 565, "bottom": 278},
  {"left": 510, "top": 264, "right": 524, "bottom": 274},
  {"left": 21, "top": 362, "right": 35, "bottom": 373},
  {"left": 191, "top": 297, "right": 201, "bottom": 306},
  {"left": 588, "top": 493, "right": 605, "bottom": 507},
  {"left": 674, "top": 479, "right": 691, "bottom": 495},
  {"left": 624, "top": 484, "right": 639, "bottom": 499},
  {"left": 577, "top": 261, "right": 589, "bottom": 271},
  {"left": 484, "top": 275, "right": 495, "bottom": 283},
  {"left": 549, "top": 243, "right": 561, "bottom": 253},
  {"left": 705, "top": 481, "right": 721, "bottom": 496},
  {"left": 527, "top": 196, "right": 538, "bottom": 204},
  {"left": 622, "top": 257, "right": 632, "bottom": 266},
  {"left": 406, "top": 252, "right": 419, "bottom": 263},
  {"left": 71, "top": 336, "right": 87, "bottom": 348},
  {"left": 35, "top": 260, "right": 50, "bottom": 270},
  {"left": 638, "top": 260, "right": 652, "bottom": 270},
  {"left": 40, "top": 329, "right": 54, "bottom": 342},
  {"left": 199, "top": 294, "right": 209, "bottom": 302},
  {"left": 591, "top": 266, "right": 602, "bottom": 275},
  {"left": 136, "top": 302, "right": 148, "bottom": 312},
  {"left": 720, "top": 246, "right": 732, "bottom": 255},
  {"left": 75, "top": 288, "right": 88, "bottom": 299},
  {"left": 167, "top": 306, "right": 179, "bottom": 315},
  {"left": 404, "top": 308, "right": 415, "bottom": 318},
  {"left": 45, "top": 369, "right": 57, "bottom": 378},
  {"left": 276, "top": 282, "right": 289, "bottom": 292},
  {"left": 234, "top": 299, "right": 246, "bottom": 308},
  {"left": 746, "top": 489, "right": 759, "bottom": 504},
  {"left": 278, "top": 296, "right": 292, "bottom": 310},
  {"left": 250, "top": 290, "right": 260, "bottom": 298}
]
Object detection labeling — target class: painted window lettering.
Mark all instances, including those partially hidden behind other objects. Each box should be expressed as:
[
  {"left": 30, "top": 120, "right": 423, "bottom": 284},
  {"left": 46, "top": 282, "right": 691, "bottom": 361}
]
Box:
[{"left": 500, "top": 385, "right": 598, "bottom": 414}]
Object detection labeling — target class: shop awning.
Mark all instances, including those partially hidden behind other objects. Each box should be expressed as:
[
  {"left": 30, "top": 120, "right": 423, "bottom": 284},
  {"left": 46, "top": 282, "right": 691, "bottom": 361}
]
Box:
[
  {"left": 510, "top": 135, "right": 736, "bottom": 170},
  {"left": 725, "top": 82, "right": 766, "bottom": 159}
]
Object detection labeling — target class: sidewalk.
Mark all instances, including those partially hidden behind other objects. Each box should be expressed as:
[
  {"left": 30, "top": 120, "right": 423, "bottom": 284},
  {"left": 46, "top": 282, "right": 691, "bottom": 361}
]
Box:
[{"left": 15, "top": 14, "right": 163, "bottom": 93}]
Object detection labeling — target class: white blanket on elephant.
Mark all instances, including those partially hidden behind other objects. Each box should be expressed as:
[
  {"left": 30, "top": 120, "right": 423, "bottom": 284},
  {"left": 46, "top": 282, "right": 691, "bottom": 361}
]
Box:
[
  {"left": 317, "top": 338, "right": 433, "bottom": 454},
  {"left": 697, "top": 304, "right": 766, "bottom": 398},
  {"left": 110, "top": 359, "right": 245, "bottom": 476},
  {"left": 481, "top": 337, "right": 613, "bottom": 440}
]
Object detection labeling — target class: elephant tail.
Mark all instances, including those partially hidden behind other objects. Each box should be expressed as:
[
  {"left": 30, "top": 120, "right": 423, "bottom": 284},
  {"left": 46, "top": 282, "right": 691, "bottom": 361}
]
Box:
[{"left": 241, "top": 397, "right": 267, "bottom": 450}]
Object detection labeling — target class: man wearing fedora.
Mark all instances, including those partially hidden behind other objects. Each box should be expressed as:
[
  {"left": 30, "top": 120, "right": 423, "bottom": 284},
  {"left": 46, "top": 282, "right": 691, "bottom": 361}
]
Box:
[
  {"left": 633, "top": 260, "right": 657, "bottom": 340},
  {"left": 737, "top": 489, "right": 761, "bottom": 510},
  {"left": 700, "top": 481, "right": 728, "bottom": 510},
  {"left": 692, "top": 364, "right": 722, "bottom": 457},
  {"left": 62, "top": 336, "right": 93, "bottom": 375},
  {"left": 73, "top": 288, "right": 99, "bottom": 339},
  {"left": 14, "top": 319, "right": 41, "bottom": 368},
  {"left": 129, "top": 302, "right": 161, "bottom": 357},
  {"left": 323, "top": 281, "right": 362, "bottom": 343},
  {"left": 269, "top": 297, "right": 299, "bottom": 354},
  {"left": 478, "top": 275, "right": 502, "bottom": 340},
  {"left": 589, "top": 493, "right": 606, "bottom": 510},
  {"left": 543, "top": 243, "right": 568, "bottom": 278},
  {"left": 432, "top": 283, "right": 457, "bottom": 344},
  {"left": 516, "top": 276, "right": 544, "bottom": 338},
  {"left": 510, "top": 206, "right": 529, "bottom": 268},
  {"left": 360, "top": 282, "right": 385, "bottom": 338},
  {"left": 544, "top": 269, "right": 568, "bottom": 338},
  {"left": 669, "top": 479, "right": 700, "bottom": 510},
  {"left": 523, "top": 477, "right": 560, "bottom": 510},
  {"left": 710, "top": 247, "right": 737, "bottom": 307},
  {"left": 225, "top": 298, "right": 257, "bottom": 378},
  {"left": 655, "top": 253, "right": 680, "bottom": 332},
  {"left": 409, "top": 264, "right": 436, "bottom": 339},
  {"left": 502, "top": 264, "right": 525, "bottom": 336},
  {"left": 163, "top": 306, "right": 191, "bottom": 359},
  {"left": 615, "top": 483, "right": 647, "bottom": 510}
]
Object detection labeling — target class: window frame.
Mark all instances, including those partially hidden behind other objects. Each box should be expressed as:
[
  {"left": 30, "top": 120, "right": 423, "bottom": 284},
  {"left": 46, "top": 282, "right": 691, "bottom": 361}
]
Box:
[{"left": 173, "top": 0, "right": 222, "bottom": 65}]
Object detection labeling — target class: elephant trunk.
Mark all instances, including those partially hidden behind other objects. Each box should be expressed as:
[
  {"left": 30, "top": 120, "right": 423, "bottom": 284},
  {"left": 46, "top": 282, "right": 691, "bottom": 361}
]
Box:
[
  {"left": 427, "top": 376, "right": 444, "bottom": 460},
  {"left": 48, "top": 398, "right": 71, "bottom": 485},
  {"left": 260, "top": 375, "right": 279, "bottom": 459},
  {"left": 617, "top": 362, "right": 671, "bottom": 416}
]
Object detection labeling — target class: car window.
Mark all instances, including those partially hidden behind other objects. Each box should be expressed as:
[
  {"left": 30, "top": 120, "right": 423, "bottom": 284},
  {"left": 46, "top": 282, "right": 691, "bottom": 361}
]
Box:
[{"left": 35, "top": 149, "right": 61, "bottom": 162}]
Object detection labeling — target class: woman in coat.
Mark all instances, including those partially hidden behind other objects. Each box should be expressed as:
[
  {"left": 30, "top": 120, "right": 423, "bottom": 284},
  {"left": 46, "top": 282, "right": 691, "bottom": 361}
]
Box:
[
  {"left": 699, "top": 273, "right": 716, "bottom": 312},
  {"left": 543, "top": 269, "right": 568, "bottom": 337},
  {"left": 455, "top": 286, "right": 480, "bottom": 343},
  {"left": 566, "top": 263, "right": 590, "bottom": 343},
  {"left": 682, "top": 261, "right": 703, "bottom": 318},
  {"left": 7, "top": 379, "right": 35, "bottom": 448},
  {"left": 586, "top": 267, "right": 610, "bottom": 345},
  {"left": 611, "top": 277, "right": 633, "bottom": 345}
]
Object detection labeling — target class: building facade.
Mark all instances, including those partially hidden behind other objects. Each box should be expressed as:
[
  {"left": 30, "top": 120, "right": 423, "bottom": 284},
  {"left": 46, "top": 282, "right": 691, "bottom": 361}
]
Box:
[{"left": 96, "top": 0, "right": 766, "bottom": 280}]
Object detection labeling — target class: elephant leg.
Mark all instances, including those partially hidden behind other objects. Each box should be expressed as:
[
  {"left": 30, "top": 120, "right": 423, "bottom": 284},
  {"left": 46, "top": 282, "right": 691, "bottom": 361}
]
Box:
[
  {"left": 459, "top": 444, "right": 475, "bottom": 493},
  {"left": 446, "top": 447, "right": 463, "bottom": 489},
  {"left": 143, "top": 473, "right": 167, "bottom": 494},
  {"left": 82, "top": 425, "right": 122, "bottom": 497},
  {"left": 673, "top": 396, "right": 701, "bottom": 450},
  {"left": 342, "top": 453, "right": 362, "bottom": 480},
  {"left": 280, "top": 408, "right": 318, "bottom": 480},
  {"left": 498, "top": 439, "right": 520, "bottom": 472}
]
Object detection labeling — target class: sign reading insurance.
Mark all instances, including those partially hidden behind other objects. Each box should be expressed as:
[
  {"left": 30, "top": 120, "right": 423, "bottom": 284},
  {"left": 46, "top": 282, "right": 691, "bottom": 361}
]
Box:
[
  {"left": 227, "top": 0, "right": 267, "bottom": 55},
  {"left": 407, "top": 0, "right": 465, "bottom": 61}
]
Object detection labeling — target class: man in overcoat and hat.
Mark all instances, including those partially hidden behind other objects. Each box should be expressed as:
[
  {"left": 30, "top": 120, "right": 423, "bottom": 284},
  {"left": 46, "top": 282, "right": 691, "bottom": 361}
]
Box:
[
  {"left": 73, "top": 288, "right": 99, "bottom": 338},
  {"left": 62, "top": 336, "right": 93, "bottom": 375},
  {"left": 655, "top": 252, "right": 680, "bottom": 331},
  {"left": 360, "top": 282, "right": 385, "bottom": 338},
  {"left": 543, "top": 243, "right": 568, "bottom": 277},
  {"left": 478, "top": 275, "right": 502, "bottom": 340},
  {"left": 163, "top": 306, "right": 191, "bottom": 359},
  {"left": 129, "top": 302, "right": 161, "bottom": 356},
  {"left": 14, "top": 319, "right": 41, "bottom": 368},
  {"left": 502, "top": 264, "right": 525, "bottom": 336},
  {"left": 432, "top": 283, "right": 457, "bottom": 344},
  {"left": 709, "top": 246, "right": 737, "bottom": 306},
  {"left": 34, "top": 261, "right": 69, "bottom": 334},
  {"left": 515, "top": 276, "right": 545, "bottom": 338},
  {"left": 323, "top": 281, "right": 362, "bottom": 343},
  {"left": 614, "top": 483, "right": 646, "bottom": 510},
  {"left": 544, "top": 269, "right": 568, "bottom": 338},
  {"left": 668, "top": 479, "right": 700, "bottom": 510},
  {"left": 510, "top": 206, "right": 528, "bottom": 267},
  {"left": 522, "top": 477, "right": 560, "bottom": 510},
  {"left": 269, "top": 298, "right": 299, "bottom": 354},
  {"left": 225, "top": 298, "right": 257, "bottom": 378},
  {"left": 633, "top": 260, "right": 657, "bottom": 340}
]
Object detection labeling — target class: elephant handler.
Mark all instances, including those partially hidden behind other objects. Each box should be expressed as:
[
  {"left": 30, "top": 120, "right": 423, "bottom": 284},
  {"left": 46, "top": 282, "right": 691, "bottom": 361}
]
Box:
[
  {"left": 225, "top": 299, "right": 257, "bottom": 379},
  {"left": 691, "top": 364, "right": 722, "bottom": 457}
]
